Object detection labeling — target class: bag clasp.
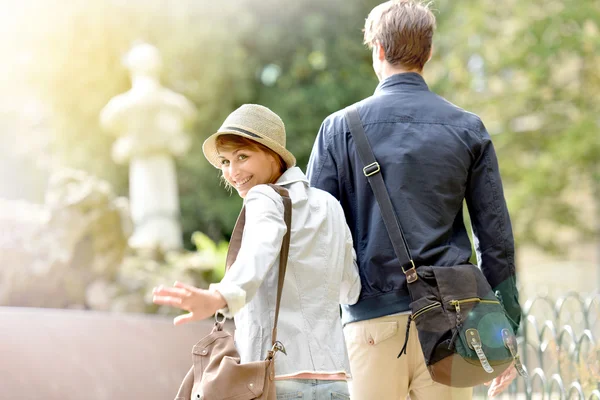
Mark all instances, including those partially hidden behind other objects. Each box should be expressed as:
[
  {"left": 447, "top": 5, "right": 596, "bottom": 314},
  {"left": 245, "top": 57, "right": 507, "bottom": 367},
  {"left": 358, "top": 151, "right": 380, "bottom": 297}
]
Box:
[{"left": 402, "top": 260, "right": 418, "bottom": 283}]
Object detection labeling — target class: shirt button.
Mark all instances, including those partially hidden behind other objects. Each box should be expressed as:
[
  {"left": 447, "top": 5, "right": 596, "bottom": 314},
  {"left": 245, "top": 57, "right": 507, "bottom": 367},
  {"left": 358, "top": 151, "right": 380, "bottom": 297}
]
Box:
[
  {"left": 200, "top": 349, "right": 208, "bottom": 355},
  {"left": 368, "top": 337, "right": 375, "bottom": 345}
]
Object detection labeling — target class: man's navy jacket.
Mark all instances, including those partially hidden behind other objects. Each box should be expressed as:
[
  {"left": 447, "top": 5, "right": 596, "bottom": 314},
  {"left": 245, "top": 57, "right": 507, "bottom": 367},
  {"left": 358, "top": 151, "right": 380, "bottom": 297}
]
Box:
[{"left": 306, "top": 72, "right": 521, "bottom": 330}]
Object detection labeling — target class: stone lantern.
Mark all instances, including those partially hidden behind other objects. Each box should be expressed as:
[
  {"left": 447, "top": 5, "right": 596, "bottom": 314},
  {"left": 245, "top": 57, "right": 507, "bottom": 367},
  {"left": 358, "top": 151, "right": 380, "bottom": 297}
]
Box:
[{"left": 100, "top": 43, "right": 196, "bottom": 252}]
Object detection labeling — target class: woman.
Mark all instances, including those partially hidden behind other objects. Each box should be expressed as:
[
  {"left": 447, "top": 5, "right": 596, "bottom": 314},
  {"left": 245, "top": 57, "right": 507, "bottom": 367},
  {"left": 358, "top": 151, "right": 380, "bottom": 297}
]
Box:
[{"left": 152, "top": 104, "right": 361, "bottom": 400}]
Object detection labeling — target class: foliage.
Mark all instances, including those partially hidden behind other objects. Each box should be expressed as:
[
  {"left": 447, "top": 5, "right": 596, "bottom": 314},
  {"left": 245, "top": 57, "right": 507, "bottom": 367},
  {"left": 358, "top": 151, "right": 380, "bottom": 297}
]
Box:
[
  {"left": 2, "top": 0, "right": 598, "bottom": 254},
  {"left": 190, "top": 231, "right": 229, "bottom": 282},
  {"left": 115, "top": 231, "right": 228, "bottom": 314},
  {"left": 236, "top": 0, "right": 380, "bottom": 168},
  {"left": 430, "top": 0, "right": 600, "bottom": 252}
]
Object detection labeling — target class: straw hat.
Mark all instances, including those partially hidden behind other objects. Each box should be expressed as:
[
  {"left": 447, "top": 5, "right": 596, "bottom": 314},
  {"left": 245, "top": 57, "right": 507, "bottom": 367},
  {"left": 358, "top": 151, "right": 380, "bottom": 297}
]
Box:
[{"left": 202, "top": 104, "right": 296, "bottom": 169}]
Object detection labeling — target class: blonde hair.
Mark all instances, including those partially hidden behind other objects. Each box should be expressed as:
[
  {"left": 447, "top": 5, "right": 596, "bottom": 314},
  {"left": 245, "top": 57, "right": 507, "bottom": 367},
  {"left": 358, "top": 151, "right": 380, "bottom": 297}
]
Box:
[{"left": 363, "top": 0, "right": 436, "bottom": 70}]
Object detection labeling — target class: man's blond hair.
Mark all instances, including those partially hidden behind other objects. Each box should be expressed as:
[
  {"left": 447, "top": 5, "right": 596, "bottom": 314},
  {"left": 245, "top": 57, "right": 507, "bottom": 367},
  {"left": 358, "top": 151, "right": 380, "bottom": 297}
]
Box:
[{"left": 364, "top": 0, "right": 436, "bottom": 71}]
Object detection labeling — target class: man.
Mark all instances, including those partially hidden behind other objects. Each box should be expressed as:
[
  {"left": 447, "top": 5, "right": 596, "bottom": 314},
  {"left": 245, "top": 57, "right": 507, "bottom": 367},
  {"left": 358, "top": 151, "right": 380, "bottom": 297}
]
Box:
[{"left": 306, "top": 1, "right": 522, "bottom": 399}]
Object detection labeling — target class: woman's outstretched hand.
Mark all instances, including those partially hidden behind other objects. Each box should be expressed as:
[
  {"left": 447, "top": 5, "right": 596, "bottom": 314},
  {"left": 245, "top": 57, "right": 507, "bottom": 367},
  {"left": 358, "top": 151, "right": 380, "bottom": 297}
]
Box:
[{"left": 152, "top": 281, "right": 227, "bottom": 326}]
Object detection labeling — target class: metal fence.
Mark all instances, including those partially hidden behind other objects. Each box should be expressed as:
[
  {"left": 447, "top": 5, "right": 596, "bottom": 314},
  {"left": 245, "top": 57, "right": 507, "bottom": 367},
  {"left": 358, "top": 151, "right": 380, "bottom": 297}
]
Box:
[{"left": 474, "top": 292, "right": 600, "bottom": 400}]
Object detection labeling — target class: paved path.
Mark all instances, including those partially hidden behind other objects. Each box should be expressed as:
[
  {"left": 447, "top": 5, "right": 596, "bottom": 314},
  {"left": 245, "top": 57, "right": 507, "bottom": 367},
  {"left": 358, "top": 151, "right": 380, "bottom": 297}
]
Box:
[{"left": 0, "top": 307, "right": 220, "bottom": 400}]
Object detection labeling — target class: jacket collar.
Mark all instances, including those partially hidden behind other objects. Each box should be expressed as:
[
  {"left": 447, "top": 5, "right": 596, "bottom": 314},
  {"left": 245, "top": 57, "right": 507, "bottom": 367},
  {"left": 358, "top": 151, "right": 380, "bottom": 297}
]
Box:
[
  {"left": 374, "top": 72, "right": 429, "bottom": 94},
  {"left": 276, "top": 166, "right": 309, "bottom": 186}
]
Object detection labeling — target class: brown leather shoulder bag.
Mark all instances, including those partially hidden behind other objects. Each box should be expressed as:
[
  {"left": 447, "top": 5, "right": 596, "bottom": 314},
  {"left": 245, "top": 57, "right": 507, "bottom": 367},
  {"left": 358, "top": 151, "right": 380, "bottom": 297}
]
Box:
[{"left": 175, "top": 184, "right": 292, "bottom": 400}]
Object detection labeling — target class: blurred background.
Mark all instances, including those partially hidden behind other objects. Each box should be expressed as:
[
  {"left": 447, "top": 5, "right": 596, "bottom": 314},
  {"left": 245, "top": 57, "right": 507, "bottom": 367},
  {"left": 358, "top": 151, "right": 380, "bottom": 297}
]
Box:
[{"left": 0, "top": 0, "right": 598, "bottom": 398}]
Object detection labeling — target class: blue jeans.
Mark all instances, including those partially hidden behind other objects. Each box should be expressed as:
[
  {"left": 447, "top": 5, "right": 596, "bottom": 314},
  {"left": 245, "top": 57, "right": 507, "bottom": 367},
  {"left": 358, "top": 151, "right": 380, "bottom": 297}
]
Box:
[{"left": 275, "top": 379, "right": 350, "bottom": 400}]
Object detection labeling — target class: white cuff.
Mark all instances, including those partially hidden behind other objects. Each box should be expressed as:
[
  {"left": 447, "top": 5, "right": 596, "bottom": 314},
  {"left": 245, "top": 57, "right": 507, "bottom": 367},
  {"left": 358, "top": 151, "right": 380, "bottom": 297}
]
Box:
[{"left": 209, "top": 282, "right": 247, "bottom": 318}]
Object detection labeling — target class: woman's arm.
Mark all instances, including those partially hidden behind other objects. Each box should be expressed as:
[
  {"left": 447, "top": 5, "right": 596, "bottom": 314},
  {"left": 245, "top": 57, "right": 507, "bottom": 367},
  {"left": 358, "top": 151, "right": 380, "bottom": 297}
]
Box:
[
  {"left": 210, "top": 185, "right": 286, "bottom": 317},
  {"left": 153, "top": 185, "right": 286, "bottom": 324}
]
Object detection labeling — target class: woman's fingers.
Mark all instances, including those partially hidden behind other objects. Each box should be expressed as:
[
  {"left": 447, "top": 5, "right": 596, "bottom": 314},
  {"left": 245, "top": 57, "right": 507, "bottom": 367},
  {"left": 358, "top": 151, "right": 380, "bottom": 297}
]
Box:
[
  {"left": 174, "top": 312, "right": 196, "bottom": 326},
  {"left": 173, "top": 281, "right": 199, "bottom": 292},
  {"left": 153, "top": 285, "right": 188, "bottom": 297},
  {"left": 152, "top": 283, "right": 219, "bottom": 323},
  {"left": 152, "top": 295, "right": 184, "bottom": 308},
  {"left": 152, "top": 284, "right": 200, "bottom": 312}
]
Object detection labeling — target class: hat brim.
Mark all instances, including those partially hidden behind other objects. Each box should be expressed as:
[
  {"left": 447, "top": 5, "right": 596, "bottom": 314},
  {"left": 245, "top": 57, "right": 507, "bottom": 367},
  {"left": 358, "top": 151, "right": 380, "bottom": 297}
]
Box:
[{"left": 202, "top": 128, "right": 296, "bottom": 169}]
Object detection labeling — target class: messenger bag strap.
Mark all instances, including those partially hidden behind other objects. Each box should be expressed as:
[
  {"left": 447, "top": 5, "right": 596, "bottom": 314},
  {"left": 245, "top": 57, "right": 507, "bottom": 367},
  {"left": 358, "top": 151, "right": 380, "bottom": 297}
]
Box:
[
  {"left": 224, "top": 184, "right": 292, "bottom": 346},
  {"left": 266, "top": 184, "right": 292, "bottom": 346},
  {"left": 225, "top": 208, "right": 246, "bottom": 271},
  {"left": 343, "top": 105, "right": 418, "bottom": 283}
]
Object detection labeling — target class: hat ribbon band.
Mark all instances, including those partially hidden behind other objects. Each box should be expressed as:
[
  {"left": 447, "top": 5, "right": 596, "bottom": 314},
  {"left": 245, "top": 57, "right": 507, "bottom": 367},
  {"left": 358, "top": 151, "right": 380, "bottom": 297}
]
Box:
[{"left": 223, "top": 126, "right": 261, "bottom": 139}]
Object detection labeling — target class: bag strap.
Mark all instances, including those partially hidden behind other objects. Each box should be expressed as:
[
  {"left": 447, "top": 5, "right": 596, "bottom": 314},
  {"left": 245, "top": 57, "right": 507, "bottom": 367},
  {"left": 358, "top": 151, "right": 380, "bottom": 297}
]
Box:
[
  {"left": 343, "top": 105, "right": 418, "bottom": 283},
  {"left": 224, "top": 184, "right": 292, "bottom": 347}
]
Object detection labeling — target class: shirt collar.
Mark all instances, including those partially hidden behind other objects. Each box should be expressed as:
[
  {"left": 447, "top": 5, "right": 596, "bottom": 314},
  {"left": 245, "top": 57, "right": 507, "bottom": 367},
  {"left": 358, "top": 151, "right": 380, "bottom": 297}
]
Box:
[
  {"left": 276, "top": 166, "right": 309, "bottom": 186},
  {"left": 374, "top": 72, "right": 429, "bottom": 94}
]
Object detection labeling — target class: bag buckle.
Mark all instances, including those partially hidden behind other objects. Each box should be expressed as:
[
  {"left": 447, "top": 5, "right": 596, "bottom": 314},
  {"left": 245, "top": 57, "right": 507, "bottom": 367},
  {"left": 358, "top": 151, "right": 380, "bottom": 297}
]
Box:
[
  {"left": 466, "top": 329, "right": 494, "bottom": 374},
  {"left": 502, "top": 329, "right": 529, "bottom": 378},
  {"left": 402, "top": 260, "right": 418, "bottom": 283},
  {"left": 267, "top": 341, "right": 287, "bottom": 360},
  {"left": 214, "top": 311, "right": 226, "bottom": 330},
  {"left": 363, "top": 162, "right": 380, "bottom": 177},
  {"left": 271, "top": 341, "right": 287, "bottom": 355}
]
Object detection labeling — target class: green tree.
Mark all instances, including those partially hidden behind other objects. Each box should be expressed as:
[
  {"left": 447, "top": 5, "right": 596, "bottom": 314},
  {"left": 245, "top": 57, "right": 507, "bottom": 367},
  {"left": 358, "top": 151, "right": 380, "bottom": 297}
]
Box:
[
  {"left": 5, "top": 0, "right": 598, "bottom": 253},
  {"left": 430, "top": 0, "right": 600, "bottom": 251}
]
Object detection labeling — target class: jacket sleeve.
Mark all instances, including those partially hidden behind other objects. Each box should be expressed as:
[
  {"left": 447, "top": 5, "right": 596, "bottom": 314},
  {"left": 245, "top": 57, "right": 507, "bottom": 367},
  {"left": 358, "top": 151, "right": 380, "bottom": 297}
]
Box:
[
  {"left": 340, "top": 222, "right": 361, "bottom": 305},
  {"left": 465, "top": 123, "right": 522, "bottom": 332},
  {"left": 209, "top": 185, "right": 286, "bottom": 318},
  {"left": 306, "top": 118, "right": 340, "bottom": 199}
]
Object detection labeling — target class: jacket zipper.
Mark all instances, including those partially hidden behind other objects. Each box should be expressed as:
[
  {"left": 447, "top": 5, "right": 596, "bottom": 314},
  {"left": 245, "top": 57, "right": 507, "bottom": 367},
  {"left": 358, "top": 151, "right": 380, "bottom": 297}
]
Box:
[{"left": 412, "top": 302, "right": 442, "bottom": 319}]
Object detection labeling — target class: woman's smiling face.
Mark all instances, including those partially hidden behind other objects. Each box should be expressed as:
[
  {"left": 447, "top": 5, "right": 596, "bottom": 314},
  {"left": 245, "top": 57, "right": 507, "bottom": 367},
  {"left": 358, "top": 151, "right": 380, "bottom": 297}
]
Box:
[{"left": 218, "top": 145, "right": 281, "bottom": 198}]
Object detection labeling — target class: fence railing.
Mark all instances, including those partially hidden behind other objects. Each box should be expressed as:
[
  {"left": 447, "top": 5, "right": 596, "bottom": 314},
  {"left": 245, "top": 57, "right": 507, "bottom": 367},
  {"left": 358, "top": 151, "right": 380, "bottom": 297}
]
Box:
[{"left": 474, "top": 292, "right": 600, "bottom": 400}]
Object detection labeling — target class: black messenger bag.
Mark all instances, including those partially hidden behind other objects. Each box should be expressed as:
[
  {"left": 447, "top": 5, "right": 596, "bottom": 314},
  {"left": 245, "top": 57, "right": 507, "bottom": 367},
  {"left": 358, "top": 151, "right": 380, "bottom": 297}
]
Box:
[{"left": 344, "top": 106, "right": 528, "bottom": 388}]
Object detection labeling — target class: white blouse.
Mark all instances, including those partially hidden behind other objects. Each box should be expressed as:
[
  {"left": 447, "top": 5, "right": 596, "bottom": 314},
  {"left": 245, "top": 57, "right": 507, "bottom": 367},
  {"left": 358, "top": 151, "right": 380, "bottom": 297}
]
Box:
[{"left": 210, "top": 167, "right": 361, "bottom": 377}]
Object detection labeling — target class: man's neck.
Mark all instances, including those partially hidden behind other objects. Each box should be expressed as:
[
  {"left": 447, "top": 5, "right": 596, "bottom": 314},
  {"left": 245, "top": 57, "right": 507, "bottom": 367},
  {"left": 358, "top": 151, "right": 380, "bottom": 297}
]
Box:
[{"left": 379, "top": 63, "right": 423, "bottom": 81}]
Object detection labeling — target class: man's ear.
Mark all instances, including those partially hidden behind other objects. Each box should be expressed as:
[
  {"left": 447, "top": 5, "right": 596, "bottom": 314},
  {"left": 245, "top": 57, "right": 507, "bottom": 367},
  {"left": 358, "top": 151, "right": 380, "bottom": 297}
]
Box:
[{"left": 377, "top": 42, "right": 386, "bottom": 62}]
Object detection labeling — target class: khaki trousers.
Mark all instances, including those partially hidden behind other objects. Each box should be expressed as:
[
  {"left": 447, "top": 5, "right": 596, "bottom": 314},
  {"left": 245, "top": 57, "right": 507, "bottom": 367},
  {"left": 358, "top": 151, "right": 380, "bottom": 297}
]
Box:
[{"left": 343, "top": 314, "right": 473, "bottom": 400}]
